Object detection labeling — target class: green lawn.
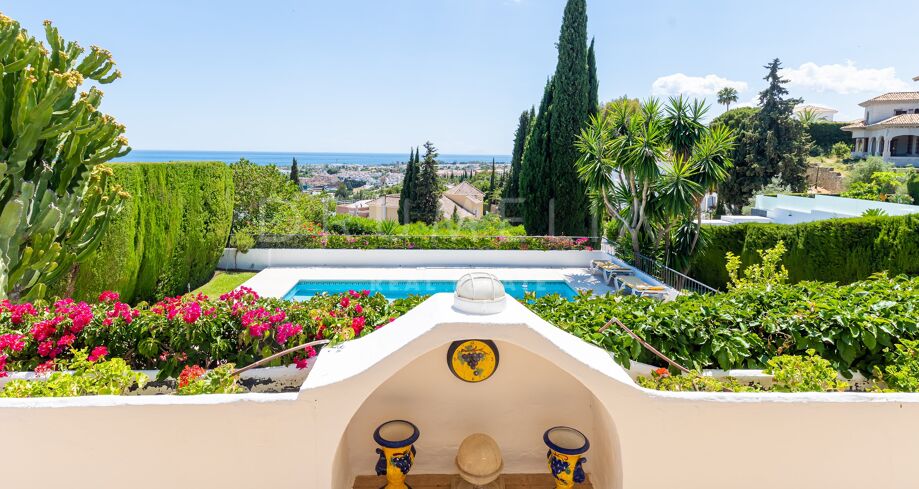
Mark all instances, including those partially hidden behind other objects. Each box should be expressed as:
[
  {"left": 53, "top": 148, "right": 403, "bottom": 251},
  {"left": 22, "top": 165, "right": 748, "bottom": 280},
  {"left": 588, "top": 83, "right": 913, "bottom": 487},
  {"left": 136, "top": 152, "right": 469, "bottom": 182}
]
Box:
[{"left": 191, "top": 271, "right": 256, "bottom": 297}]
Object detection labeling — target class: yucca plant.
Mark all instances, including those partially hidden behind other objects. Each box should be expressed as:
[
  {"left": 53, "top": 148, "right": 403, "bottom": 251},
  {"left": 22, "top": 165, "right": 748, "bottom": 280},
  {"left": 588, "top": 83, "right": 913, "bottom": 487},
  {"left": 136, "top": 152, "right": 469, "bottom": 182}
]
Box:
[{"left": 0, "top": 14, "right": 130, "bottom": 301}]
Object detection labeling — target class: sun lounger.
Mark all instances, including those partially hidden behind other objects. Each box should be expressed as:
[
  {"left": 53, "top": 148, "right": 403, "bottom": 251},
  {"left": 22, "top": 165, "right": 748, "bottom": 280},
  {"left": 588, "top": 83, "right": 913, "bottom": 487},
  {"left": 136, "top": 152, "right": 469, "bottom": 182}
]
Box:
[
  {"left": 595, "top": 262, "right": 634, "bottom": 285},
  {"left": 613, "top": 275, "right": 668, "bottom": 298}
]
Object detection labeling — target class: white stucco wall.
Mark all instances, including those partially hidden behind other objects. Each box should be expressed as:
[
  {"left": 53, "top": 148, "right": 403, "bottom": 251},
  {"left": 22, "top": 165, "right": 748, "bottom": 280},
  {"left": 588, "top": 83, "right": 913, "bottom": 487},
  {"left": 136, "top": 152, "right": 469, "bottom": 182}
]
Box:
[
  {"left": 754, "top": 194, "right": 919, "bottom": 224},
  {"left": 2, "top": 293, "right": 919, "bottom": 489}
]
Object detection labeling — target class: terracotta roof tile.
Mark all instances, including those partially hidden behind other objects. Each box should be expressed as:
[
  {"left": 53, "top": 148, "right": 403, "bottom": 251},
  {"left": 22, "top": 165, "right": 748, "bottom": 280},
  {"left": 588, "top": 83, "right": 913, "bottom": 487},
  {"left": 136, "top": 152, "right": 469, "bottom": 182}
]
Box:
[
  {"left": 859, "top": 92, "right": 919, "bottom": 106},
  {"left": 871, "top": 114, "right": 919, "bottom": 127}
]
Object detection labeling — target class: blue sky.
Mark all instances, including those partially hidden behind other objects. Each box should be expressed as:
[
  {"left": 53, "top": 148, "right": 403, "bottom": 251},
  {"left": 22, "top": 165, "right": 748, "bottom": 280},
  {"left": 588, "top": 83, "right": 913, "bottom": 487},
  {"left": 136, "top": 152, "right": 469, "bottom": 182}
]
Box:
[{"left": 4, "top": 0, "right": 916, "bottom": 154}]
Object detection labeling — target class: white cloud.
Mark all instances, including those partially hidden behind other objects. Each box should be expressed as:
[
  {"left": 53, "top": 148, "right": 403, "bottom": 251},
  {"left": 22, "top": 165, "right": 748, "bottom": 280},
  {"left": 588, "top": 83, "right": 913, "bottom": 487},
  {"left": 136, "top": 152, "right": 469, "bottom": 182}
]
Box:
[
  {"left": 733, "top": 95, "right": 761, "bottom": 109},
  {"left": 651, "top": 73, "right": 748, "bottom": 97},
  {"left": 781, "top": 61, "right": 910, "bottom": 94}
]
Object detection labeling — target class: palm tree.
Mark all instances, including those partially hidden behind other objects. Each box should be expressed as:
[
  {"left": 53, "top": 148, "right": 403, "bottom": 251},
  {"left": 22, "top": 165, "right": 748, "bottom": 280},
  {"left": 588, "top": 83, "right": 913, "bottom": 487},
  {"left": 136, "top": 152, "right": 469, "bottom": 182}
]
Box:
[
  {"left": 797, "top": 107, "right": 819, "bottom": 126},
  {"left": 717, "top": 87, "right": 739, "bottom": 112},
  {"left": 576, "top": 98, "right": 734, "bottom": 262}
]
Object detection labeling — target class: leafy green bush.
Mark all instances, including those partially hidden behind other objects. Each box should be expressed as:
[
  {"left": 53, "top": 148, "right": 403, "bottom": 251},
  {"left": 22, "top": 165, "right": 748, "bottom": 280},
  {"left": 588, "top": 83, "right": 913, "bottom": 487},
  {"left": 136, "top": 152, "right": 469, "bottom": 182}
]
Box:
[
  {"left": 726, "top": 241, "right": 788, "bottom": 289},
  {"left": 636, "top": 369, "right": 759, "bottom": 392},
  {"left": 873, "top": 340, "right": 919, "bottom": 392},
  {"left": 50, "top": 162, "right": 234, "bottom": 304},
  {"left": 687, "top": 215, "right": 919, "bottom": 289},
  {"left": 765, "top": 351, "right": 847, "bottom": 392},
  {"left": 524, "top": 274, "right": 919, "bottom": 375},
  {"left": 830, "top": 141, "right": 851, "bottom": 159},
  {"left": 176, "top": 364, "right": 242, "bottom": 395},
  {"left": 1, "top": 350, "right": 147, "bottom": 398},
  {"left": 841, "top": 181, "right": 881, "bottom": 201}
]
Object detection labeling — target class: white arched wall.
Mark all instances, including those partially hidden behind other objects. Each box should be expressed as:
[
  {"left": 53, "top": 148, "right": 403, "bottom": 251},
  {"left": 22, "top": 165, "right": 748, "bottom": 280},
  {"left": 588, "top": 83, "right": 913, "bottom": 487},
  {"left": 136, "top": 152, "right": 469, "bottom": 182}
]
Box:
[{"left": 339, "top": 340, "right": 622, "bottom": 486}]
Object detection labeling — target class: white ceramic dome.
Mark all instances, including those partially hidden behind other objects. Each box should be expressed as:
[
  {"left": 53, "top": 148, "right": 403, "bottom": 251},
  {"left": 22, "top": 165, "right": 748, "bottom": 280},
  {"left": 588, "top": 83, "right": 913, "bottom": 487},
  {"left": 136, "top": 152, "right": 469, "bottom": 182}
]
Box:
[
  {"left": 453, "top": 272, "right": 507, "bottom": 315},
  {"left": 455, "top": 433, "right": 503, "bottom": 486}
]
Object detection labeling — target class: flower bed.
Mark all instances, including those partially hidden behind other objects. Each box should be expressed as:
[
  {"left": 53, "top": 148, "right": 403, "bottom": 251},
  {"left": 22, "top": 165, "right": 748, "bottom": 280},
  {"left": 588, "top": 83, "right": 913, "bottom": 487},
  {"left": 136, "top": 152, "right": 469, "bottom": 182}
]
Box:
[
  {"left": 251, "top": 233, "right": 597, "bottom": 251},
  {"left": 0, "top": 288, "right": 425, "bottom": 382}
]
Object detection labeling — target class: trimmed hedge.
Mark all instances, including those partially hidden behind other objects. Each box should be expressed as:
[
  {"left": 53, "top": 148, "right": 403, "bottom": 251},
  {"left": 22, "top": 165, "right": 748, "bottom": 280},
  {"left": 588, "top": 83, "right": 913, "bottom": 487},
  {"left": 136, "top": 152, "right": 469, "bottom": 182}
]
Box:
[
  {"left": 252, "top": 234, "right": 597, "bottom": 250},
  {"left": 806, "top": 122, "right": 851, "bottom": 151},
  {"left": 689, "top": 215, "right": 919, "bottom": 289},
  {"left": 52, "top": 162, "right": 233, "bottom": 303}
]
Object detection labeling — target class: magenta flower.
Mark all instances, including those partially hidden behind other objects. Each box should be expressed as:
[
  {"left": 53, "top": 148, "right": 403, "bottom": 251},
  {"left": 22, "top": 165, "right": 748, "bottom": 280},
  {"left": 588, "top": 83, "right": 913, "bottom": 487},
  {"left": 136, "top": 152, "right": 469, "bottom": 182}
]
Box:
[
  {"left": 182, "top": 302, "right": 202, "bottom": 324},
  {"left": 0, "top": 334, "right": 25, "bottom": 353},
  {"left": 352, "top": 316, "right": 366, "bottom": 335},
  {"left": 98, "top": 291, "right": 120, "bottom": 303},
  {"left": 88, "top": 346, "right": 109, "bottom": 362}
]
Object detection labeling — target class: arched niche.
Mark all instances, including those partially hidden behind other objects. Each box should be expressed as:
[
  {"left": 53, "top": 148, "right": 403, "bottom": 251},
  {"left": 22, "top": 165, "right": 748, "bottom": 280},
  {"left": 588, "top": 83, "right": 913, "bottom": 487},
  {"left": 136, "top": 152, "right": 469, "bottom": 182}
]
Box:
[{"left": 333, "top": 340, "right": 623, "bottom": 488}]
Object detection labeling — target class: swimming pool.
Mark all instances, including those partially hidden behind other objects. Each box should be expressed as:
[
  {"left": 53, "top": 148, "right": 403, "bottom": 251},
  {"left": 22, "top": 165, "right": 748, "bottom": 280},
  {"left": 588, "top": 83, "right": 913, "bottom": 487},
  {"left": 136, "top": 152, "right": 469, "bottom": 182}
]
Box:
[{"left": 283, "top": 280, "right": 578, "bottom": 301}]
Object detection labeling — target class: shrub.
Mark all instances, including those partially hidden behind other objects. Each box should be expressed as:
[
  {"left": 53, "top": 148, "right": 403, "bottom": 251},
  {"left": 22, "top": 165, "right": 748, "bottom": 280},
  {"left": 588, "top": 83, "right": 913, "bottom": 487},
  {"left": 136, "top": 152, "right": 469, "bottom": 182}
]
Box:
[
  {"left": 873, "top": 340, "right": 919, "bottom": 392},
  {"left": 0, "top": 288, "right": 417, "bottom": 380},
  {"left": 841, "top": 181, "right": 881, "bottom": 200},
  {"left": 830, "top": 141, "right": 851, "bottom": 159},
  {"left": 765, "top": 351, "right": 847, "bottom": 392},
  {"left": 726, "top": 241, "right": 788, "bottom": 289},
  {"left": 524, "top": 274, "right": 919, "bottom": 376},
  {"left": 252, "top": 234, "right": 596, "bottom": 251},
  {"left": 636, "top": 369, "right": 759, "bottom": 392},
  {"left": 176, "top": 364, "right": 242, "bottom": 395},
  {"left": 50, "top": 162, "right": 234, "bottom": 304},
  {"left": 0, "top": 349, "right": 147, "bottom": 398},
  {"left": 687, "top": 215, "right": 919, "bottom": 289}
]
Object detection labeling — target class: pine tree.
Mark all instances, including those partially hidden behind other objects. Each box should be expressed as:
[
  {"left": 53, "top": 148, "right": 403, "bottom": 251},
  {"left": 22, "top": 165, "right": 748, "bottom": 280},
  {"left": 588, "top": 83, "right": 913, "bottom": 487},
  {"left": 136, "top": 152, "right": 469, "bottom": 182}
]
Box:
[
  {"left": 289, "top": 157, "right": 300, "bottom": 185},
  {"left": 757, "top": 58, "right": 810, "bottom": 191},
  {"left": 587, "top": 38, "right": 599, "bottom": 117},
  {"left": 718, "top": 59, "right": 812, "bottom": 213},
  {"left": 414, "top": 142, "right": 443, "bottom": 225},
  {"left": 398, "top": 148, "right": 416, "bottom": 223},
  {"left": 503, "top": 108, "right": 534, "bottom": 221},
  {"left": 520, "top": 78, "right": 554, "bottom": 235}
]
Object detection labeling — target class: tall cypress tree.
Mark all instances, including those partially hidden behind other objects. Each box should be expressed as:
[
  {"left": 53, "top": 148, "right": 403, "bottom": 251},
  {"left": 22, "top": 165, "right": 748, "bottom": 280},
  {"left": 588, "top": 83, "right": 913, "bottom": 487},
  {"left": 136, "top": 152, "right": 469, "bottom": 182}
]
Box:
[
  {"left": 487, "top": 158, "right": 496, "bottom": 210},
  {"left": 398, "top": 148, "right": 415, "bottom": 223},
  {"left": 520, "top": 0, "right": 593, "bottom": 236},
  {"left": 520, "top": 78, "right": 554, "bottom": 235},
  {"left": 414, "top": 141, "right": 442, "bottom": 225},
  {"left": 289, "top": 157, "right": 300, "bottom": 185},
  {"left": 548, "top": 0, "right": 591, "bottom": 236},
  {"left": 503, "top": 108, "right": 534, "bottom": 222},
  {"left": 587, "top": 38, "right": 599, "bottom": 117}
]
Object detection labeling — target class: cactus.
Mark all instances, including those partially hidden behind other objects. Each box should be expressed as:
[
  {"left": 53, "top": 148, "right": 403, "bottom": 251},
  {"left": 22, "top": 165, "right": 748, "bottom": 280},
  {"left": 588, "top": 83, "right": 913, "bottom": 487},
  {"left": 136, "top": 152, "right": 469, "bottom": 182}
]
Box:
[{"left": 0, "top": 13, "right": 130, "bottom": 301}]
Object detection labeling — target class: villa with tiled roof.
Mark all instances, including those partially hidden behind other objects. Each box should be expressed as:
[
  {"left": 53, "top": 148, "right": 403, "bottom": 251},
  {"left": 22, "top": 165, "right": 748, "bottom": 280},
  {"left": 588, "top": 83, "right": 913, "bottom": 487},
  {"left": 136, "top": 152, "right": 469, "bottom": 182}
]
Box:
[{"left": 843, "top": 78, "right": 919, "bottom": 166}]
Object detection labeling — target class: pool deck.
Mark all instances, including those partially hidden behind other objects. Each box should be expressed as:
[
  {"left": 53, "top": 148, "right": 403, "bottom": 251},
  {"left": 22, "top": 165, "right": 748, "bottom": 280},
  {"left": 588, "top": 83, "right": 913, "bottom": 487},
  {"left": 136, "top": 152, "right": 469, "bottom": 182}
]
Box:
[{"left": 241, "top": 267, "right": 615, "bottom": 299}]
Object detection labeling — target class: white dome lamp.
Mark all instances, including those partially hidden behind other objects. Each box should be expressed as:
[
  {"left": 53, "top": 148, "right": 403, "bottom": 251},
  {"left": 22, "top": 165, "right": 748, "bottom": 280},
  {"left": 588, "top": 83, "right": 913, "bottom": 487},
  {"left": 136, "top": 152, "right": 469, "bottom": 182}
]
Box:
[{"left": 453, "top": 272, "right": 506, "bottom": 315}]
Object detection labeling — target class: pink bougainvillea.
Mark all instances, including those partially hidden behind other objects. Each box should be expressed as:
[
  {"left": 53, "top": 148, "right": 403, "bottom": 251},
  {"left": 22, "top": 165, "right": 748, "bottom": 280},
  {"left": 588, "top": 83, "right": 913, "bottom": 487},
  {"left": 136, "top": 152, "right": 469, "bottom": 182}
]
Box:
[{"left": 88, "top": 346, "right": 108, "bottom": 362}]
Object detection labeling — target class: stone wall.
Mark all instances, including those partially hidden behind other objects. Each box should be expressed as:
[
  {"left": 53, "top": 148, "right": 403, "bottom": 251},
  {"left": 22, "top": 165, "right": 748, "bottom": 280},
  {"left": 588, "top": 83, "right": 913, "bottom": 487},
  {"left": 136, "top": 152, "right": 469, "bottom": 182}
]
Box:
[{"left": 807, "top": 165, "right": 845, "bottom": 193}]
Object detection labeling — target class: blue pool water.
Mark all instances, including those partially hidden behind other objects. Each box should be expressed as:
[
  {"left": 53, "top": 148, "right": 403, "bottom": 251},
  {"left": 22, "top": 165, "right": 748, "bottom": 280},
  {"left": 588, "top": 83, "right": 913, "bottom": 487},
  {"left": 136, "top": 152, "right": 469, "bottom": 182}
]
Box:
[{"left": 284, "top": 280, "right": 578, "bottom": 301}]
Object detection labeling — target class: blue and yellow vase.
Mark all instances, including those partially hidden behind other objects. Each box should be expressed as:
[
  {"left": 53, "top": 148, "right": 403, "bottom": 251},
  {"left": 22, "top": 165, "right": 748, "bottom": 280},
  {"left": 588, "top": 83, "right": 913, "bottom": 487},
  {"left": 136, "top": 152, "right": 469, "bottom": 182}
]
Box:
[
  {"left": 544, "top": 426, "right": 589, "bottom": 489},
  {"left": 374, "top": 420, "right": 420, "bottom": 489}
]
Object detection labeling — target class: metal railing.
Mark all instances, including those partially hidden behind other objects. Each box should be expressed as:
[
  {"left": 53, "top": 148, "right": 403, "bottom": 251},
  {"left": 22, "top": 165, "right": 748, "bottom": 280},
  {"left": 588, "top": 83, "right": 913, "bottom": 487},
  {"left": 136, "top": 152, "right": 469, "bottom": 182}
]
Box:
[{"left": 629, "top": 253, "right": 718, "bottom": 295}]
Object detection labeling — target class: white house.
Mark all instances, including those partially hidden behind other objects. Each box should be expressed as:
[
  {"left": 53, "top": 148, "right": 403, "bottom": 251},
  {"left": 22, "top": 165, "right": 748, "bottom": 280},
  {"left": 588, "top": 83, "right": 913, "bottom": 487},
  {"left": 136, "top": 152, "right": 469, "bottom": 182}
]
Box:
[
  {"left": 843, "top": 80, "right": 919, "bottom": 166},
  {"left": 794, "top": 103, "right": 837, "bottom": 121}
]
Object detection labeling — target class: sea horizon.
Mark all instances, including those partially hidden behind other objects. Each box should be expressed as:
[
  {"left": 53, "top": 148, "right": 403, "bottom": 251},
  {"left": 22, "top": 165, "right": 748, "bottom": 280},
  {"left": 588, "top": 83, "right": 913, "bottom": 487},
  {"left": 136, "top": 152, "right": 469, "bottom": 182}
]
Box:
[{"left": 113, "top": 149, "right": 512, "bottom": 166}]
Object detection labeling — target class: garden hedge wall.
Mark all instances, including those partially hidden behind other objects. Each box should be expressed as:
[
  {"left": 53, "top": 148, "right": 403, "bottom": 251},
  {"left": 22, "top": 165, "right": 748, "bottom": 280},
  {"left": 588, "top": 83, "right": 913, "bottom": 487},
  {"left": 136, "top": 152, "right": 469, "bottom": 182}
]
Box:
[
  {"left": 806, "top": 121, "right": 851, "bottom": 151},
  {"left": 688, "top": 215, "right": 919, "bottom": 289},
  {"left": 52, "top": 162, "right": 233, "bottom": 303}
]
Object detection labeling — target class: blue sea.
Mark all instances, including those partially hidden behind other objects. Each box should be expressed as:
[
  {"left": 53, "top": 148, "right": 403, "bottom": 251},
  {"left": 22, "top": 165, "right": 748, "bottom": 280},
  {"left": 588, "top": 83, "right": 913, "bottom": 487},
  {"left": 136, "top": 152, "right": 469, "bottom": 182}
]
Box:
[{"left": 113, "top": 150, "right": 511, "bottom": 166}]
